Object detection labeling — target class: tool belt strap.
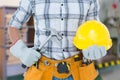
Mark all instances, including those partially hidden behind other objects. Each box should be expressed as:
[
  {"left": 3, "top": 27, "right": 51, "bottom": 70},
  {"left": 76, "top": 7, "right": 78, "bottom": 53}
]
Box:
[{"left": 39, "top": 53, "right": 82, "bottom": 65}]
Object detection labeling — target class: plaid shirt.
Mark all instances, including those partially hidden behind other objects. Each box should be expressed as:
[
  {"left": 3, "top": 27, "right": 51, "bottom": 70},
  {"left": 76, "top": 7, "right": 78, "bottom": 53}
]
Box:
[{"left": 9, "top": 0, "right": 100, "bottom": 60}]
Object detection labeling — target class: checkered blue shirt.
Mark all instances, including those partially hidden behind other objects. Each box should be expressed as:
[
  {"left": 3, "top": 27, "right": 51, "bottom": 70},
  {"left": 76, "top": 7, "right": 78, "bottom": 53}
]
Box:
[{"left": 9, "top": 0, "right": 100, "bottom": 60}]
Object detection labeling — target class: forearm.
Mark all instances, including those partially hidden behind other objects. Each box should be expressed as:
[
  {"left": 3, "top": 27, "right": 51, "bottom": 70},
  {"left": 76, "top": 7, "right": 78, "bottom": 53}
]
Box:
[{"left": 8, "top": 27, "right": 21, "bottom": 43}]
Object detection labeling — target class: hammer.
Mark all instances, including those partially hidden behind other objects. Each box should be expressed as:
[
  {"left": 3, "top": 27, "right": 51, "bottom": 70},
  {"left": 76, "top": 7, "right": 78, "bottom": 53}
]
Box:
[
  {"left": 38, "top": 28, "right": 63, "bottom": 52},
  {"left": 22, "top": 28, "right": 63, "bottom": 68}
]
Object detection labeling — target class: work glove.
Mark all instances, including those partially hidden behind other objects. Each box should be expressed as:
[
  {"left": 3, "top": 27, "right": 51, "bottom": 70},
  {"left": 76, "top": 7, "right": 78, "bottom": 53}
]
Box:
[
  {"left": 10, "top": 39, "right": 41, "bottom": 67},
  {"left": 82, "top": 45, "right": 107, "bottom": 60}
]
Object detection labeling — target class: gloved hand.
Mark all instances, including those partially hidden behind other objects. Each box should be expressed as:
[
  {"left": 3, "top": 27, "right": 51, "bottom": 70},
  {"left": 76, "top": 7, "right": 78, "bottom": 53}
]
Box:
[
  {"left": 10, "top": 39, "right": 41, "bottom": 67},
  {"left": 82, "top": 45, "right": 107, "bottom": 60}
]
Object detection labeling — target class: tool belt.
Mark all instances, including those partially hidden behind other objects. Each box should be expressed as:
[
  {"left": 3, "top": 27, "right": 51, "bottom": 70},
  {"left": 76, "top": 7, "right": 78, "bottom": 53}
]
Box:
[{"left": 24, "top": 54, "right": 98, "bottom": 80}]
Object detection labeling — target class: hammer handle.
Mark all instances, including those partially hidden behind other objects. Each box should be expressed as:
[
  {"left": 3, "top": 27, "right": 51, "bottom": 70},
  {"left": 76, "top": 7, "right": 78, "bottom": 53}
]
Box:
[{"left": 22, "top": 35, "right": 53, "bottom": 68}]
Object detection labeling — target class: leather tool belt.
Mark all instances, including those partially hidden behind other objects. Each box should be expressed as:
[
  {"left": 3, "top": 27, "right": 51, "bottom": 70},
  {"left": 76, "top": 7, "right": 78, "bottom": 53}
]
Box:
[{"left": 24, "top": 54, "right": 98, "bottom": 80}]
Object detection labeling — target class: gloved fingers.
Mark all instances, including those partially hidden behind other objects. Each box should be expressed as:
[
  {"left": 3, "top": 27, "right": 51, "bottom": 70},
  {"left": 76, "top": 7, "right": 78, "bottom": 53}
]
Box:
[
  {"left": 20, "top": 57, "right": 35, "bottom": 67},
  {"left": 93, "top": 46, "right": 102, "bottom": 60},
  {"left": 82, "top": 45, "right": 107, "bottom": 60},
  {"left": 82, "top": 49, "right": 91, "bottom": 59},
  {"left": 31, "top": 54, "right": 39, "bottom": 61},
  {"left": 99, "top": 46, "right": 107, "bottom": 57},
  {"left": 21, "top": 54, "right": 39, "bottom": 67},
  {"left": 26, "top": 61, "right": 36, "bottom": 67},
  {"left": 82, "top": 46, "right": 96, "bottom": 60},
  {"left": 89, "top": 45, "right": 107, "bottom": 60},
  {"left": 90, "top": 45, "right": 106, "bottom": 60},
  {"left": 30, "top": 48, "right": 41, "bottom": 58},
  {"left": 28, "top": 53, "right": 40, "bottom": 63},
  {"left": 87, "top": 46, "right": 96, "bottom": 60},
  {"left": 83, "top": 45, "right": 96, "bottom": 60}
]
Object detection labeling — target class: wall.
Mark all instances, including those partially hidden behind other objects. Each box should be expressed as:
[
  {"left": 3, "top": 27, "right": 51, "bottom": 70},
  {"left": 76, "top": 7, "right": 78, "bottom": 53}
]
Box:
[
  {"left": 0, "top": 0, "right": 19, "bottom": 7},
  {"left": 99, "top": 0, "right": 120, "bottom": 21}
]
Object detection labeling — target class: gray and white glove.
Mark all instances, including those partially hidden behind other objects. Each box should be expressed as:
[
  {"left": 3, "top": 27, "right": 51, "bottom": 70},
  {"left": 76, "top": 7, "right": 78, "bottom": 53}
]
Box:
[
  {"left": 82, "top": 45, "right": 107, "bottom": 60},
  {"left": 10, "top": 39, "right": 41, "bottom": 67}
]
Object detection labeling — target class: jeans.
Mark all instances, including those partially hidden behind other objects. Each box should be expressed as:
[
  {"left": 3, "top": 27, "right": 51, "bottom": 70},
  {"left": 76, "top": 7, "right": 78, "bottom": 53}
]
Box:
[{"left": 52, "top": 74, "right": 102, "bottom": 80}]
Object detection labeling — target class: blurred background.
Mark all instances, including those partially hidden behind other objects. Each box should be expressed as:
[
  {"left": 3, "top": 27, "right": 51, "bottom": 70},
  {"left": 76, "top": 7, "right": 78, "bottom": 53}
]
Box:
[{"left": 0, "top": 0, "right": 120, "bottom": 80}]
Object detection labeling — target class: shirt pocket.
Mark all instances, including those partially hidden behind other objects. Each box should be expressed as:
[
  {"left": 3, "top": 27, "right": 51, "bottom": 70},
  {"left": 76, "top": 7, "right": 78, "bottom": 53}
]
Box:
[
  {"left": 68, "top": 1, "right": 90, "bottom": 20},
  {"left": 34, "top": 2, "right": 61, "bottom": 19}
]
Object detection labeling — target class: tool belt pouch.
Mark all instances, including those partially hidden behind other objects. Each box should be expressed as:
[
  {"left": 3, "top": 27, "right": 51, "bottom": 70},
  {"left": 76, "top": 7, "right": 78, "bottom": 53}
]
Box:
[
  {"left": 24, "top": 61, "right": 53, "bottom": 80},
  {"left": 79, "top": 62, "right": 98, "bottom": 80}
]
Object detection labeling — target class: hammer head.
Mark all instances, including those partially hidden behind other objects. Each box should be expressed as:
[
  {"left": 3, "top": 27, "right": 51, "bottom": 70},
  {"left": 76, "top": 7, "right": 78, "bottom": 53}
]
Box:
[{"left": 43, "top": 28, "right": 63, "bottom": 40}]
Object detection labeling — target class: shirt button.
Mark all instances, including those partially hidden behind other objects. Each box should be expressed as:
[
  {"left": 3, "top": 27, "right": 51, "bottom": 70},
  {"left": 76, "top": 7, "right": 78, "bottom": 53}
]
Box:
[
  {"left": 61, "top": 4, "right": 63, "bottom": 6},
  {"left": 61, "top": 18, "right": 63, "bottom": 20}
]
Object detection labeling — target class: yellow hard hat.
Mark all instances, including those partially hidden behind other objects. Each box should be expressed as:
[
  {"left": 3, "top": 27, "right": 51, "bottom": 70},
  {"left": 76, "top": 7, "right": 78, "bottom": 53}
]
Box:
[{"left": 73, "top": 20, "right": 112, "bottom": 50}]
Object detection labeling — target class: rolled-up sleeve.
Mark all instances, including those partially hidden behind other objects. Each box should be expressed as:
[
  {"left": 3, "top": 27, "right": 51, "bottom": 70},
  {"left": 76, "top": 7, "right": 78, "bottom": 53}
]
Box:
[
  {"left": 86, "top": 0, "right": 100, "bottom": 21},
  {"left": 9, "top": 0, "right": 32, "bottom": 29}
]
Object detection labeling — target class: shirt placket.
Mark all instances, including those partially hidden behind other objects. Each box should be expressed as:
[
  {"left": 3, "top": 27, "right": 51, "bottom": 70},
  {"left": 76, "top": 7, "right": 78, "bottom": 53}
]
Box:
[{"left": 60, "top": 0, "right": 67, "bottom": 53}]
